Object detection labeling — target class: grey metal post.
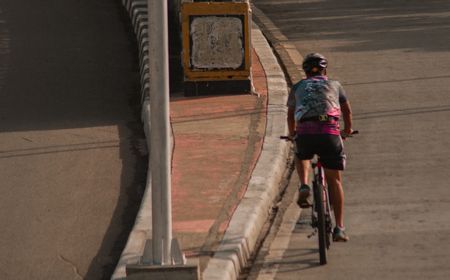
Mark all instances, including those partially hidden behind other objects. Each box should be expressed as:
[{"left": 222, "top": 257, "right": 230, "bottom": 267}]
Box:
[{"left": 148, "top": 0, "right": 172, "bottom": 265}]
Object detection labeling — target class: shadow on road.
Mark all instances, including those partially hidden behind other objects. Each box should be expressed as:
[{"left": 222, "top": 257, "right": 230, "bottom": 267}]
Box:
[
  {"left": 0, "top": 1, "right": 146, "bottom": 279},
  {"left": 0, "top": 0, "right": 140, "bottom": 133},
  {"left": 254, "top": 0, "right": 450, "bottom": 52},
  {"left": 353, "top": 104, "right": 450, "bottom": 120}
]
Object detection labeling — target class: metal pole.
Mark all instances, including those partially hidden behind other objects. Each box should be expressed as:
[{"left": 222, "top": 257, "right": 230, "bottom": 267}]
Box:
[{"left": 148, "top": 0, "right": 172, "bottom": 265}]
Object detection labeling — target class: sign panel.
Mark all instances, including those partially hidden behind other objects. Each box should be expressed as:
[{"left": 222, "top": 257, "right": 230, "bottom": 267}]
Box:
[
  {"left": 182, "top": 2, "right": 251, "bottom": 81},
  {"left": 190, "top": 16, "right": 244, "bottom": 70}
]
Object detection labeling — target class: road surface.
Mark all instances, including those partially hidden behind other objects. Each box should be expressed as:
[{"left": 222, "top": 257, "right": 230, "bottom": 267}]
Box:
[
  {"left": 249, "top": 0, "right": 450, "bottom": 279},
  {"left": 0, "top": 1, "right": 145, "bottom": 279}
]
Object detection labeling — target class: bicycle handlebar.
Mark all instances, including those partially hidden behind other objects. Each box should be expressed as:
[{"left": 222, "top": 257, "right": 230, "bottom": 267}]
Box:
[
  {"left": 279, "top": 136, "right": 292, "bottom": 140},
  {"left": 340, "top": 130, "right": 359, "bottom": 138},
  {"left": 280, "top": 130, "right": 359, "bottom": 141}
]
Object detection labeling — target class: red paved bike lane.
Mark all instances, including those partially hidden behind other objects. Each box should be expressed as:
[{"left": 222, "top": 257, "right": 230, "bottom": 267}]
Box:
[{"left": 170, "top": 50, "right": 268, "bottom": 268}]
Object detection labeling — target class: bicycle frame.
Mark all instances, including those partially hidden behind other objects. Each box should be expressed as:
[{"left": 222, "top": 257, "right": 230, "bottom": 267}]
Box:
[
  {"left": 313, "top": 161, "right": 333, "bottom": 230},
  {"left": 311, "top": 158, "right": 333, "bottom": 264}
]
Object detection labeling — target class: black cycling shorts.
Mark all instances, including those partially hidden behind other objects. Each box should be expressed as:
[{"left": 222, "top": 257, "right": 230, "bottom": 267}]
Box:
[{"left": 295, "top": 134, "right": 346, "bottom": 170}]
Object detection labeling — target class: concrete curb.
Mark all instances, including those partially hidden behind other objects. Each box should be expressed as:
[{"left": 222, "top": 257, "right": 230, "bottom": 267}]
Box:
[
  {"left": 112, "top": 1, "right": 291, "bottom": 279},
  {"left": 111, "top": 1, "right": 150, "bottom": 279},
  {"left": 201, "top": 26, "right": 290, "bottom": 280}
]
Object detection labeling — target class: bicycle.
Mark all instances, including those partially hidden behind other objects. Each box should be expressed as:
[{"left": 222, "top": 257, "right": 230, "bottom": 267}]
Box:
[
  {"left": 310, "top": 154, "right": 331, "bottom": 264},
  {"left": 281, "top": 130, "right": 358, "bottom": 265}
]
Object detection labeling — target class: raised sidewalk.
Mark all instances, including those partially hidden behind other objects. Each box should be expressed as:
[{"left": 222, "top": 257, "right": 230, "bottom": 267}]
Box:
[{"left": 113, "top": 1, "right": 291, "bottom": 279}]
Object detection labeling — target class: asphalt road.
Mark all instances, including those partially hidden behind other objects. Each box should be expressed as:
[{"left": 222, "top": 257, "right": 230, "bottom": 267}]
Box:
[
  {"left": 249, "top": 0, "right": 450, "bottom": 279},
  {"left": 0, "top": 1, "right": 145, "bottom": 279}
]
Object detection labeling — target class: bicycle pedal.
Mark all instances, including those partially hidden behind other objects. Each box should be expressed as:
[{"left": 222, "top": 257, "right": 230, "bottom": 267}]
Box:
[{"left": 307, "top": 230, "right": 316, "bottom": 239}]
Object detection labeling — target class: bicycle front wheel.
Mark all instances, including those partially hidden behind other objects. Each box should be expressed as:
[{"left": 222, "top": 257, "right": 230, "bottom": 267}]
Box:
[{"left": 313, "top": 181, "right": 327, "bottom": 265}]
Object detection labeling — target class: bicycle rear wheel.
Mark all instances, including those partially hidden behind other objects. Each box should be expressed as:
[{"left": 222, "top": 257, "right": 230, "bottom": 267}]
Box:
[{"left": 313, "top": 180, "right": 327, "bottom": 265}]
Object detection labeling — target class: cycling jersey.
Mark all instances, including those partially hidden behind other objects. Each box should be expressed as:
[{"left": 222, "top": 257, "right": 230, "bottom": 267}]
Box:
[{"left": 287, "top": 75, "right": 347, "bottom": 135}]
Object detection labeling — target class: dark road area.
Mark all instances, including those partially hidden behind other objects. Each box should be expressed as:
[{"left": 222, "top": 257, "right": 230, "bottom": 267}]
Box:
[{"left": 0, "top": 1, "right": 146, "bottom": 279}]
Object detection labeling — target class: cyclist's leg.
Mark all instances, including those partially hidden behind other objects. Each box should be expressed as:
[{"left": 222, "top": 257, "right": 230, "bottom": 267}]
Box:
[
  {"left": 294, "top": 134, "right": 315, "bottom": 184},
  {"left": 324, "top": 168, "right": 344, "bottom": 228},
  {"left": 296, "top": 159, "right": 311, "bottom": 185},
  {"left": 317, "top": 134, "right": 348, "bottom": 241},
  {"left": 295, "top": 135, "right": 315, "bottom": 207},
  {"left": 326, "top": 170, "right": 349, "bottom": 241}
]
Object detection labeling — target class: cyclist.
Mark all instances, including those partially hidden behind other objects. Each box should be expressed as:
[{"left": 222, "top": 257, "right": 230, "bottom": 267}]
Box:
[{"left": 287, "top": 53, "right": 353, "bottom": 242}]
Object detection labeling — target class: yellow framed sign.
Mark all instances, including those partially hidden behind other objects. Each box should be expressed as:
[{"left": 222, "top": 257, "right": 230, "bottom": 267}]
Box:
[{"left": 181, "top": 2, "right": 251, "bottom": 81}]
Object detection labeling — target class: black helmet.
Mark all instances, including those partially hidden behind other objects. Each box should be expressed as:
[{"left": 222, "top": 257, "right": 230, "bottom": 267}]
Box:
[{"left": 302, "top": 53, "right": 328, "bottom": 74}]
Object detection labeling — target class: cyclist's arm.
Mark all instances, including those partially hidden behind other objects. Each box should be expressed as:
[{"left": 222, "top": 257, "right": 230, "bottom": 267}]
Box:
[
  {"left": 337, "top": 82, "right": 353, "bottom": 134},
  {"left": 288, "top": 105, "right": 296, "bottom": 137},
  {"left": 287, "top": 84, "right": 298, "bottom": 137},
  {"left": 341, "top": 100, "right": 353, "bottom": 134}
]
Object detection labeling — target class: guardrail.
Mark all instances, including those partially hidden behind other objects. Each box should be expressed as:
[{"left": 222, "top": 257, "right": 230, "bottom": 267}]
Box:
[{"left": 111, "top": 2, "right": 151, "bottom": 279}]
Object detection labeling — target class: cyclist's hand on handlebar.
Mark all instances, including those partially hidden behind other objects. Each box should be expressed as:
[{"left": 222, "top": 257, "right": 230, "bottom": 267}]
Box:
[
  {"left": 280, "top": 133, "right": 296, "bottom": 142},
  {"left": 341, "top": 129, "right": 359, "bottom": 139},
  {"left": 341, "top": 128, "right": 352, "bottom": 139}
]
